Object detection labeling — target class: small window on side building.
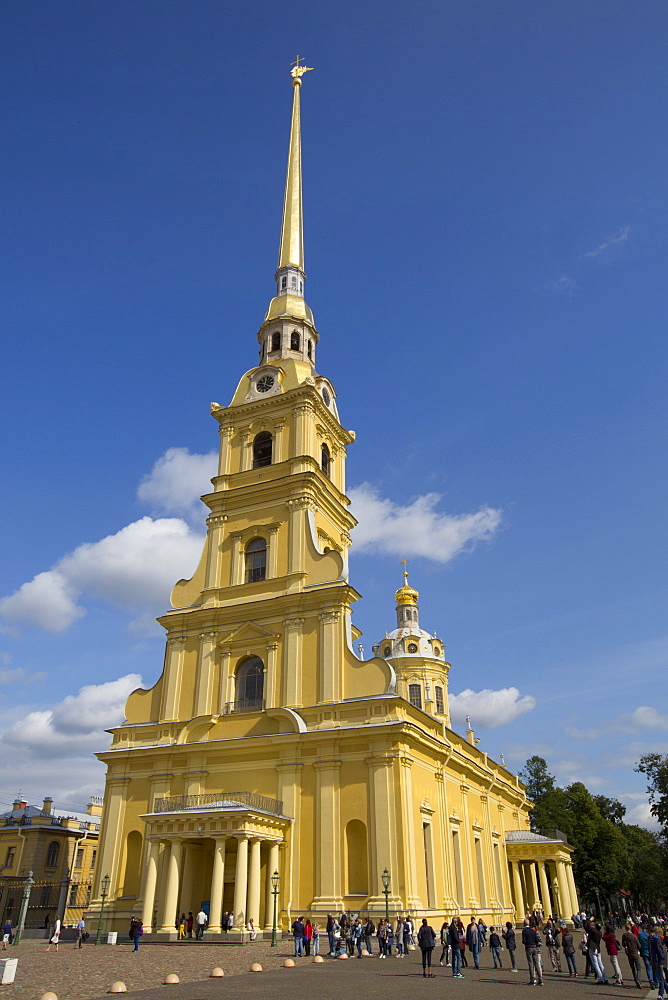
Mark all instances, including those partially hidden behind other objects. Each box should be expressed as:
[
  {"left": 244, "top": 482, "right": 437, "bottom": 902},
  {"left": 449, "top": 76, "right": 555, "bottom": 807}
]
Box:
[
  {"left": 435, "top": 686, "right": 444, "bottom": 714},
  {"left": 409, "top": 684, "right": 422, "bottom": 709}
]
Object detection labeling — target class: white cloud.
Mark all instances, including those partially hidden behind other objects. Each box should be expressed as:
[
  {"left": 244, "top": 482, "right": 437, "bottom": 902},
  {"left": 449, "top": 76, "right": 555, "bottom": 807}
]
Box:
[
  {"left": 449, "top": 686, "right": 536, "bottom": 729},
  {"left": 546, "top": 274, "right": 577, "bottom": 297},
  {"left": 566, "top": 705, "right": 668, "bottom": 742},
  {"left": 584, "top": 225, "right": 631, "bottom": 260},
  {"left": 0, "top": 517, "right": 204, "bottom": 633},
  {"left": 0, "top": 667, "right": 44, "bottom": 685},
  {"left": 1, "top": 674, "right": 142, "bottom": 757},
  {"left": 349, "top": 484, "right": 502, "bottom": 562},
  {"left": 137, "top": 447, "right": 217, "bottom": 519}
]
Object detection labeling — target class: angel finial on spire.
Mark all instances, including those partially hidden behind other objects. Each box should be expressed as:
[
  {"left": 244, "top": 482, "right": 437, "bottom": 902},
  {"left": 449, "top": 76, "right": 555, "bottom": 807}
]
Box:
[{"left": 291, "top": 54, "right": 314, "bottom": 82}]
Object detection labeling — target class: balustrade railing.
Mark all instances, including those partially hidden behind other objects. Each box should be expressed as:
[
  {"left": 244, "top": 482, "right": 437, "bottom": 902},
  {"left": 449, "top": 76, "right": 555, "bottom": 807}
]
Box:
[
  {"left": 153, "top": 791, "right": 283, "bottom": 816},
  {"left": 223, "top": 698, "right": 265, "bottom": 715}
]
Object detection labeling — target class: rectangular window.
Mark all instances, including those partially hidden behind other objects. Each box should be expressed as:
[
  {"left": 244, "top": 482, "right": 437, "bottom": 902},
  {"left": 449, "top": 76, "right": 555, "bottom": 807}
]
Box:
[
  {"left": 435, "top": 686, "right": 444, "bottom": 714},
  {"left": 90, "top": 849, "right": 97, "bottom": 869},
  {"left": 475, "top": 837, "right": 487, "bottom": 907},
  {"left": 409, "top": 684, "right": 422, "bottom": 709},
  {"left": 4, "top": 847, "right": 16, "bottom": 867},
  {"left": 74, "top": 848, "right": 84, "bottom": 869},
  {"left": 452, "top": 829, "right": 464, "bottom": 903},
  {"left": 40, "top": 886, "right": 52, "bottom": 907}
]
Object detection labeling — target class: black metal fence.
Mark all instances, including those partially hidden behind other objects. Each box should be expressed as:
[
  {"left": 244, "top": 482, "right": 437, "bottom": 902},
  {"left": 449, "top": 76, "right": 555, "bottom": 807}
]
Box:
[{"left": 0, "top": 877, "right": 93, "bottom": 928}]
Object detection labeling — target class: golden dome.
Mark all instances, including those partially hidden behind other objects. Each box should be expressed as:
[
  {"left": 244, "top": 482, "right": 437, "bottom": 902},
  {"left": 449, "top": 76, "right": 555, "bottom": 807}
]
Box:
[{"left": 395, "top": 569, "right": 419, "bottom": 606}]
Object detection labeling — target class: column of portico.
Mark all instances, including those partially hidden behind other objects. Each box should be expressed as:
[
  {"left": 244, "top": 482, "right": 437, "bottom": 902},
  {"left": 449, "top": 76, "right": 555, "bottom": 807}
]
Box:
[
  {"left": 140, "top": 840, "right": 161, "bottom": 931},
  {"left": 208, "top": 837, "right": 227, "bottom": 933},
  {"left": 158, "top": 840, "right": 182, "bottom": 933},
  {"left": 233, "top": 836, "right": 249, "bottom": 928},
  {"left": 538, "top": 860, "right": 552, "bottom": 915},
  {"left": 264, "top": 842, "right": 280, "bottom": 930},
  {"left": 247, "top": 838, "right": 262, "bottom": 925},
  {"left": 566, "top": 862, "right": 579, "bottom": 915},
  {"left": 555, "top": 859, "right": 573, "bottom": 919},
  {"left": 527, "top": 861, "right": 540, "bottom": 911},
  {"left": 511, "top": 861, "right": 525, "bottom": 919},
  {"left": 179, "top": 844, "right": 196, "bottom": 915}
]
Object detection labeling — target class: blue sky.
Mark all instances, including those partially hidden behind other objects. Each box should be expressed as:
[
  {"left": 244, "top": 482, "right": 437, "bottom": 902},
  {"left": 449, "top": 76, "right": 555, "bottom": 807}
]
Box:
[{"left": 1, "top": 0, "right": 666, "bottom": 825}]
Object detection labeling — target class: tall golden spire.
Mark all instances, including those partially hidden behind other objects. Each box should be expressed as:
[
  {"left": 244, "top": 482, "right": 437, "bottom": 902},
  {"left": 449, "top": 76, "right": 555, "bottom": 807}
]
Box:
[
  {"left": 264, "top": 58, "right": 314, "bottom": 325},
  {"left": 278, "top": 56, "right": 312, "bottom": 271}
]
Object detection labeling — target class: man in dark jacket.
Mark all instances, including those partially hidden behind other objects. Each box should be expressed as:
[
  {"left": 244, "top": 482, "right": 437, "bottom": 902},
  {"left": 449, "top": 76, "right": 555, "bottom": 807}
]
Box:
[
  {"left": 522, "top": 920, "right": 543, "bottom": 986},
  {"left": 586, "top": 921, "right": 608, "bottom": 984},
  {"left": 449, "top": 917, "right": 463, "bottom": 977},
  {"left": 622, "top": 922, "right": 643, "bottom": 988},
  {"left": 292, "top": 916, "right": 305, "bottom": 957},
  {"left": 364, "top": 917, "right": 375, "bottom": 955},
  {"left": 650, "top": 929, "right": 666, "bottom": 1000}
]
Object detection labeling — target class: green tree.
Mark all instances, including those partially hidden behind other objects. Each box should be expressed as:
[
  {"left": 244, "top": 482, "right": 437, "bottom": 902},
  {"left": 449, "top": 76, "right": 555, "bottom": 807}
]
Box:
[
  {"left": 593, "top": 795, "right": 626, "bottom": 825},
  {"left": 623, "top": 824, "right": 668, "bottom": 910},
  {"left": 635, "top": 753, "right": 668, "bottom": 835}
]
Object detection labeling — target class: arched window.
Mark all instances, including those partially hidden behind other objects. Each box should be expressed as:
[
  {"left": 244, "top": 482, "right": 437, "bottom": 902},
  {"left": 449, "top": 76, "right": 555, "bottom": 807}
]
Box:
[
  {"left": 236, "top": 656, "right": 265, "bottom": 711},
  {"left": 252, "top": 431, "right": 272, "bottom": 468},
  {"left": 271, "top": 331, "right": 281, "bottom": 351},
  {"left": 321, "top": 443, "right": 331, "bottom": 479},
  {"left": 245, "top": 537, "right": 267, "bottom": 583},
  {"left": 281, "top": 276, "right": 287, "bottom": 290},
  {"left": 46, "top": 841, "right": 60, "bottom": 867},
  {"left": 307, "top": 340, "right": 312, "bottom": 360},
  {"left": 290, "top": 330, "right": 301, "bottom": 351},
  {"left": 435, "top": 686, "right": 445, "bottom": 714},
  {"left": 409, "top": 683, "right": 422, "bottom": 709}
]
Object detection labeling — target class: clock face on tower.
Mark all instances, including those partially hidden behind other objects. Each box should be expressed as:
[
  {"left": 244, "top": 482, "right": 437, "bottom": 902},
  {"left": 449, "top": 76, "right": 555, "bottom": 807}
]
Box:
[{"left": 256, "top": 374, "right": 275, "bottom": 393}]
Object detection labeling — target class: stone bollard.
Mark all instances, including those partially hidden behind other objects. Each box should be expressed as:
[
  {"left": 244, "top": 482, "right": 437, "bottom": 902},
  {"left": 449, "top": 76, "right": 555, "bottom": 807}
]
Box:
[
  {"left": 108, "top": 983, "right": 127, "bottom": 994},
  {"left": 338, "top": 952, "right": 349, "bottom": 959},
  {"left": 210, "top": 968, "right": 225, "bottom": 977},
  {"left": 250, "top": 962, "right": 263, "bottom": 972},
  {"left": 313, "top": 955, "right": 324, "bottom": 963},
  {"left": 164, "top": 974, "right": 180, "bottom": 984},
  {"left": 282, "top": 959, "right": 295, "bottom": 967},
  {"left": 40, "top": 994, "right": 57, "bottom": 1000}
]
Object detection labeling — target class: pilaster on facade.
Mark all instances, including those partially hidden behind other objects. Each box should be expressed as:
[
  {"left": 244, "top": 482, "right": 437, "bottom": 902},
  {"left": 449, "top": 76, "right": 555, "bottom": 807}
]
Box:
[
  {"left": 282, "top": 618, "right": 304, "bottom": 707},
  {"left": 195, "top": 631, "right": 218, "bottom": 717},
  {"left": 160, "top": 636, "right": 187, "bottom": 721},
  {"left": 318, "top": 609, "right": 341, "bottom": 703},
  {"left": 313, "top": 759, "right": 342, "bottom": 908}
]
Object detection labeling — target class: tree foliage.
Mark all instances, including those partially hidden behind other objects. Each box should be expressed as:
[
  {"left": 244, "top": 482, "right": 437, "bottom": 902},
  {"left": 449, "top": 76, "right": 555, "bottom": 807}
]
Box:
[
  {"left": 635, "top": 753, "right": 668, "bottom": 835},
  {"left": 520, "top": 756, "right": 667, "bottom": 909}
]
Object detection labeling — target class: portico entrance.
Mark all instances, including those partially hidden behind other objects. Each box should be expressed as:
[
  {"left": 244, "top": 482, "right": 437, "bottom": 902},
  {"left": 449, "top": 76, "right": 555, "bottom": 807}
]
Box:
[{"left": 139, "top": 792, "right": 290, "bottom": 935}]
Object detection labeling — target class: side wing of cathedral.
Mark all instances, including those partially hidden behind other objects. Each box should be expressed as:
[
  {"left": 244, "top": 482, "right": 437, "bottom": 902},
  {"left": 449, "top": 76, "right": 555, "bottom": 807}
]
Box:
[{"left": 90, "top": 64, "right": 578, "bottom": 935}]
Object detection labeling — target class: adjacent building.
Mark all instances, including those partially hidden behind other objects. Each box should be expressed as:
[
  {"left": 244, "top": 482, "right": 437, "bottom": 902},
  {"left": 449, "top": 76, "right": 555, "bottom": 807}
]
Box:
[
  {"left": 0, "top": 795, "right": 102, "bottom": 928},
  {"left": 89, "top": 63, "right": 578, "bottom": 936}
]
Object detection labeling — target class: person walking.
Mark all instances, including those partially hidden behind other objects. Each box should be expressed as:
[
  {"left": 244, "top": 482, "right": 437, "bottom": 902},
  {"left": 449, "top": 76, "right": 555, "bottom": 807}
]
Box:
[
  {"left": 545, "top": 919, "right": 563, "bottom": 972},
  {"left": 45, "top": 916, "right": 61, "bottom": 952},
  {"left": 186, "top": 911, "right": 194, "bottom": 938},
  {"left": 303, "top": 918, "right": 312, "bottom": 955},
  {"left": 622, "top": 922, "right": 643, "bottom": 989},
  {"left": 650, "top": 927, "right": 667, "bottom": 1000},
  {"left": 586, "top": 920, "right": 609, "bottom": 985},
  {"left": 466, "top": 917, "right": 481, "bottom": 969},
  {"left": 638, "top": 924, "right": 655, "bottom": 987},
  {"left": 195, "top": 908, "right": 207, "bottom": 940},
  {"left": 2, "top": 920, "right": 12, "bottom": 950},
  {"left": 439, "top": 920, "right": 450, "bottom": 966},
  {"left": 522, "top": 919, "right": 543, "bottom": 986},
  {"left": 502, "top": 921, "right": 517, "bottom": 971},
  {"left": 418, "top": 918, "right": 437, "bottom": 978},
  {"left": 75, "top": 917, "right": 86, "bottom": 948},
  {"left": 395, "top": 916, "right": 405, "bottom": 956},
  {"left": 326, "top": 913, "right": 335, "bottom": 956},
  {"left": 312, "top": 921, "right": 320, "bottom": 955},
  {"left": 292, "top": 915, "right": 305, "bottom": 957},
  {"left": 178, "top": 913, "right": 186, "bottom": 938},
  {"left": 449, "top": 917, "right": 463, "bottom": 977},
  {"left": 562, "top": 928, "right": 578, "bottom": 976},
  {"left": 130, "top": 917, "right": 143, "bottom": 951},
  {"left": 489, "top": 926, "right": 503, "bottom": 968},
  {"left": 602, "top": 923, "right": 624, "bottom": 985}
]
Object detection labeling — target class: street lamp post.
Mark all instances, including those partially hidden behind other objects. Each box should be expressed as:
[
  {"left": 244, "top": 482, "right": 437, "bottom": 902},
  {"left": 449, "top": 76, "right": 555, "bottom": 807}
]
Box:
[
  {"left": 12, "top": 871, "right": 34, "bottom": 946},
  {"left": 271, "top": 870, "right": 280, "bottom": 948},
  {"left": 381, "top": 868, "right": 391, "bottom": 924},
  {"left": 94, "top": 874, "right": 111, "bottom": 945}
]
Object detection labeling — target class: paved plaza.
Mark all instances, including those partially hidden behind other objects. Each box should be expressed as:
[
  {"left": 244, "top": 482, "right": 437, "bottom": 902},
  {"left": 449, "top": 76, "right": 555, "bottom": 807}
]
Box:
[{"left": 0, "top": 936, "right": 660, "bottom": 1000}]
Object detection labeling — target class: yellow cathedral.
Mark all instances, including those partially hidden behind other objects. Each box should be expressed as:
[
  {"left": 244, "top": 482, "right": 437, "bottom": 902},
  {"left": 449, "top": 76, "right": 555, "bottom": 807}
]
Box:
[{"left": 90, "top": 63, "right": 578, "bottom": 937}]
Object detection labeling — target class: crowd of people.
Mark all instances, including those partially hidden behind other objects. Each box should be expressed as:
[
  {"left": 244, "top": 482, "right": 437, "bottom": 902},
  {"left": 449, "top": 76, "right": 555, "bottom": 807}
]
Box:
[{"left": 289, "top": 908, "right": 668, "bottom": 996}]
